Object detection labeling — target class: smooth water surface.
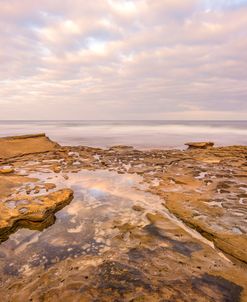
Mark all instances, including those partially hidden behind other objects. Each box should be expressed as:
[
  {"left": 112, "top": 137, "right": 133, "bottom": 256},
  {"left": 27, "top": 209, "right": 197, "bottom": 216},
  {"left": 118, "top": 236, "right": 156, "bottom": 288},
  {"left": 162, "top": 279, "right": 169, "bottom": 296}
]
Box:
[
  {"left": 0, "top": 170, "right": 159, "bottom": 276},
  {"left": 0, "top": 120, "right": 246, "bottom": 148}
]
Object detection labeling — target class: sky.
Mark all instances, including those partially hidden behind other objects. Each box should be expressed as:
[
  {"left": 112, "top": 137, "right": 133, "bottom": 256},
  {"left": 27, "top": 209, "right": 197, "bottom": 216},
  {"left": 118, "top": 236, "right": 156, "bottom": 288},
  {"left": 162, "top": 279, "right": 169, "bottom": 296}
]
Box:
[{"left": 0, "top": 0, "right": 247, "bottom": 120}]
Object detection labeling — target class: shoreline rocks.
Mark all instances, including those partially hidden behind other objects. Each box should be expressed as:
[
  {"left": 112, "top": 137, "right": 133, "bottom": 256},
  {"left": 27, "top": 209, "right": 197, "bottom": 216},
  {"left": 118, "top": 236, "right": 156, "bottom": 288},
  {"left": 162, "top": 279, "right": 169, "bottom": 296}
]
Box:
[
  {"left": 0, "top": 133, "right": 59, "bottom": 159},
  {"left": 185, "top": 141, "right": 214, "bottom": 149},
  {"left": 0, "top": 189, "right": 73, "bottom": 242},
  {"left": 0, "top": 133, "right": 247, "bottom": 301}
]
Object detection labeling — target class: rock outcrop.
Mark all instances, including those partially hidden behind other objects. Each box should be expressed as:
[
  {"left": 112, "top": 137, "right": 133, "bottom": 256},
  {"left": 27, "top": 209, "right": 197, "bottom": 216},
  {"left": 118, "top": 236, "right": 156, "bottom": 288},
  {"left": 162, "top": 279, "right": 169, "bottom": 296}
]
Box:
[
  {"left": 185, "top": 141, "right": 214, "bottom": 149},
  {"left": 0, "top": 189, "right": 73, "bottom": 242},
  {"left": 0, "top": 133, "right": 59, "bottom": 159}
]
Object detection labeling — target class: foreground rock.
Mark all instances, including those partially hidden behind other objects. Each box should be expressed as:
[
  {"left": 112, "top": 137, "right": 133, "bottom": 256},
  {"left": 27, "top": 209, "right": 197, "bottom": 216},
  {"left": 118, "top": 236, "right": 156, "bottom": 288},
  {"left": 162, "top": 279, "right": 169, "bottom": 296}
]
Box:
[
  {"left": 0, "top": 189, "right": 73, "bottom": 242},
  {"left": 1, "top": 206, "right": 246, "bottom": 301},
  {"left": 0, "top": 133, "right": 59, "bottom": 159}
]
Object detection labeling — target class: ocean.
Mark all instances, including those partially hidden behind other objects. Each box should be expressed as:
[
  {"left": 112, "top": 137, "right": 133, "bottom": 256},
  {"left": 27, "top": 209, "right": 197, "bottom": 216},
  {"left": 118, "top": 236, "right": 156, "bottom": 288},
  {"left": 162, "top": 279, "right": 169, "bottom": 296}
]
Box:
[{"left": 0, "top": 120, "right": 246, "bottom": 149}]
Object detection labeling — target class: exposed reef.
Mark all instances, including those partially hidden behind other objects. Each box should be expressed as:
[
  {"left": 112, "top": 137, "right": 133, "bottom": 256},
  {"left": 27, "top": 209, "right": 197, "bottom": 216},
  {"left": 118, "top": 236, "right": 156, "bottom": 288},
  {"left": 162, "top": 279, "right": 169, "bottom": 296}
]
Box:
[{"left": 0, "top": 134, "right": 246, "bottom": 301}]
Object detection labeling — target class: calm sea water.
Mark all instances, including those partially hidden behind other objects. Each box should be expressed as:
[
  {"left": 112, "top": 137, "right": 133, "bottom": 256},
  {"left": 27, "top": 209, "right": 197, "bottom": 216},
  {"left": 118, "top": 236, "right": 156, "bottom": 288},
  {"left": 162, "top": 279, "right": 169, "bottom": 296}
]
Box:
[{"left": 0, "top": 120, "right": 246, "bottom": 149}]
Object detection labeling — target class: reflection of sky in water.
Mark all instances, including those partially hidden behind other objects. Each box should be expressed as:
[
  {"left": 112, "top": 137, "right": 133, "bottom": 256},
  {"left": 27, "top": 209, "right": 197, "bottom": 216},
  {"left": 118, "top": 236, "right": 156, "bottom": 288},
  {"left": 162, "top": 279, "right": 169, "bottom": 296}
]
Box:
[
  {"left": 88, "top": 188, "right": 108, "bottom": 199},
  {"left": 0, "top": 170, "right": 161, "bottom": 277},
  {"left": 0, "top": 168, "right": 225, "bottom": 279}
]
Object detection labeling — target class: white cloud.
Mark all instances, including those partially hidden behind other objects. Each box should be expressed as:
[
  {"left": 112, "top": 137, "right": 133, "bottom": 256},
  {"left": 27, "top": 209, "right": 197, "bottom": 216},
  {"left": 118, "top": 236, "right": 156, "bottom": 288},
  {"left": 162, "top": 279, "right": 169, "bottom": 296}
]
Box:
[{"left": 0, "top": 0, "right": 246, "bottom": 119}]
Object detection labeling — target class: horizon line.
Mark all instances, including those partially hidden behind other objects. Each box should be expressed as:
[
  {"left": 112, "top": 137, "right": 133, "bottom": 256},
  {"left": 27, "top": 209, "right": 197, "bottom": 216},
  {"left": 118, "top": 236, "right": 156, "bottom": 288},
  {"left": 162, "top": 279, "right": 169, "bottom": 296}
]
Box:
[{"left": 0, "top": 119, "right": 246, "bottom": 122}]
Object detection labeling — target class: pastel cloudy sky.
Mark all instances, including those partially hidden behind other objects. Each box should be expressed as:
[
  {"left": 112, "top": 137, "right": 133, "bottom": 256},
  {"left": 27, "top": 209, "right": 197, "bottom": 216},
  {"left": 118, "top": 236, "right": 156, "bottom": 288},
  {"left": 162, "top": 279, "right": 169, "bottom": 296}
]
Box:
[{"left": 0, "top": 0, "right": 247, "bottom": 120}]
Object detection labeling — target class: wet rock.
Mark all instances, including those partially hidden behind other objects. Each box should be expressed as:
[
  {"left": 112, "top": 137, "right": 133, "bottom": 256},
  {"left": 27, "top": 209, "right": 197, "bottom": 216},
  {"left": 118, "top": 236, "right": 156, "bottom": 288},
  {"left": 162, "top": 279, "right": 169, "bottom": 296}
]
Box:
[
  {"left": 98, "top": 261, "right": 151, "bottom": 291},
  {"left": 53, "top": 165, "right": 62, "bottom": 173},
  {"left": 44, "top": 183, "right": 56, "bottom": 191},
  {"left": 0, "top": 189, "right": 73, "bottom": 242},
  {"left": 192, "top": 273, "right": 243, "bottom": 302},
  {"left": 132, "top": 205, "right": 145, "bottom": 212},
  {"left": 0, "top": 167, "right": 14, "bottom": 174},
  {"left": 33, "top": 185, "right": 41, "bottom": 194}
]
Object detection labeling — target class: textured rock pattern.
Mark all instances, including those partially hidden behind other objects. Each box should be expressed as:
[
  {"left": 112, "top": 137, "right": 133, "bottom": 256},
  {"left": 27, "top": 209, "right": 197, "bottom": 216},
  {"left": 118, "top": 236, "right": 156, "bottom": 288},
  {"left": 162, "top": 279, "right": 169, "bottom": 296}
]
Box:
[
  {"left": 0, "top": 135, "right": 246, "bottom": 301},
  {"left": 0, "top": 189, "right": 73, "bottom": 242}
]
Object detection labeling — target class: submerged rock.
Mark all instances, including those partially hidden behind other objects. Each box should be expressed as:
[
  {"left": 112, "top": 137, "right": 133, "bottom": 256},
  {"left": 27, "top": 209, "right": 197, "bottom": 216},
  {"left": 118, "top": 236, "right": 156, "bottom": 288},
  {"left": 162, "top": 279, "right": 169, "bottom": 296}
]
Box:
[{"left": 132, "top": 204, "right": 145, "bottom": 212}]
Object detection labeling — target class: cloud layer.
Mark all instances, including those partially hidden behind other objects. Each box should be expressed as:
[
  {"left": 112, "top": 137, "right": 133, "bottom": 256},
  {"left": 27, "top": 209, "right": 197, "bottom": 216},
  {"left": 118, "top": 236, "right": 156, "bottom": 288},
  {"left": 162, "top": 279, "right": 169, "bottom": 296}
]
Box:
[{"left": 0, "top": 0, "right": 247, "bottom": 119}]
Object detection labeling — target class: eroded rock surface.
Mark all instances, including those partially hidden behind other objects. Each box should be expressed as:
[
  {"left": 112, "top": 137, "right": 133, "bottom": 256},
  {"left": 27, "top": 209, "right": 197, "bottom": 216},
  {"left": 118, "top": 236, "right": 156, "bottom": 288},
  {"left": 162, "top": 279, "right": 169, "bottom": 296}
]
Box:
[
  {"left": 0, "top": 134, "right": 247, "bottom": 301},
  {"left": 0, "top": 189, "right": 73, "bottom": 243}
]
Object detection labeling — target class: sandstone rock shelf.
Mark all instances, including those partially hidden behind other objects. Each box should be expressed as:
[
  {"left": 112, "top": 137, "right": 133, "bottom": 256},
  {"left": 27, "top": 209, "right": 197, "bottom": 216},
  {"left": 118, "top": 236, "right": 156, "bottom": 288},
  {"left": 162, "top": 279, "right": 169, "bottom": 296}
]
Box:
[
  {"left": 0, "top": 189, "right": 73, "bottom": 243},
  {"left": 0, "top": 134, "right": 246, "bottom": 301},
  {"left": 0, "top": 133, "right": 59, "bottom": 159}
]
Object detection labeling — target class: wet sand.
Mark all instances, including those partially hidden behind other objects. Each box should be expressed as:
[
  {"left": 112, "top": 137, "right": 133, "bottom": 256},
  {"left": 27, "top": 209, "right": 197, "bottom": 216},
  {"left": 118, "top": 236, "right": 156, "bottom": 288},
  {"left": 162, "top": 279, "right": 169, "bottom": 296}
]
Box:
[{"left": 0, "top": 134, "right": 247, "bottom": 301}]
